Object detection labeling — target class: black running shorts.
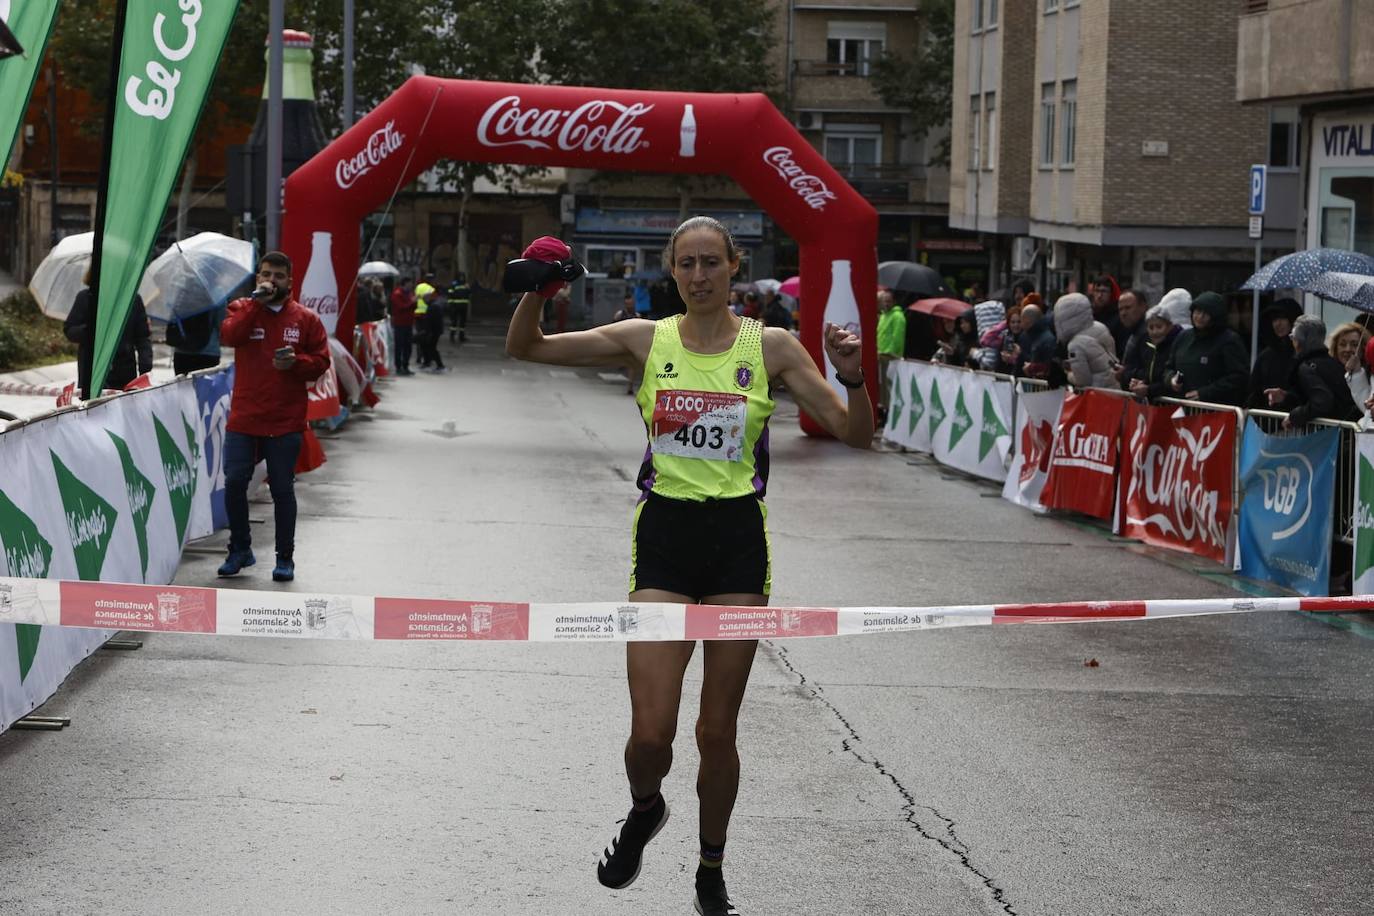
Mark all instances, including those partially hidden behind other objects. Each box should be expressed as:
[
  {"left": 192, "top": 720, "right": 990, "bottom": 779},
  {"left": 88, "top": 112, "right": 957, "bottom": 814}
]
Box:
[{"left": 629, "top": 492, "right": 772, "bottom": 599}]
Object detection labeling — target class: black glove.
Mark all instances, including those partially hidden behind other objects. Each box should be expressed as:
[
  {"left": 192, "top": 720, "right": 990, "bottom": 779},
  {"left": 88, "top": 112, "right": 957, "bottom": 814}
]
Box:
[{"left": 501, "top": 258, "right": 586, "bottom": 294}]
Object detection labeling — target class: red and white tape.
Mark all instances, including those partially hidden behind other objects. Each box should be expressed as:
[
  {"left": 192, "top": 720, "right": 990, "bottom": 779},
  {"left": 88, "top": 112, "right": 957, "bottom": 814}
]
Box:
[
  {"left": 0, "top": 577, "right": 1368, "bottom": 642},
  {"left": 0, "top": 381, "right": 70, "bottom": 398}
]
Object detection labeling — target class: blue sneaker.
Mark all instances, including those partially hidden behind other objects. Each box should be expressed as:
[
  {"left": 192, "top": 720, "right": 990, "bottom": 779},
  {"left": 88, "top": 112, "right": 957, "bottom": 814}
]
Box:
[
  {"left": 272, "top": 557, "right": 295, "bottom": 582},
  {"left": 217, "top": 549, "right": 255, "bottom": 577}
]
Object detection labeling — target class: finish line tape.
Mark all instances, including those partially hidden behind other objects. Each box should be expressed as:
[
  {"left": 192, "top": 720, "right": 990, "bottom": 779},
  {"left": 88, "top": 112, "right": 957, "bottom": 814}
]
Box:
[{"left": 0, "top": 578, "right": 1369, "bottom": 643}]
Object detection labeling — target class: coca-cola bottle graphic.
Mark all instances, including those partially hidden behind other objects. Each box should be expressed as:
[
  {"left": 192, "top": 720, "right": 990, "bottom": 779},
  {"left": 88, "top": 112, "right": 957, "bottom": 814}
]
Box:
[
  {"left": 300, "top": 231, "right": 339, "bottom": 334},
  {"left": 228, "top": 30, "right": 329, "bottom": 246},
  {"left": 679, "top": 104, "right": 697, "bottom": 158},
  {"left": 821, "top": 259, "right": 861, "bottom": 397}
]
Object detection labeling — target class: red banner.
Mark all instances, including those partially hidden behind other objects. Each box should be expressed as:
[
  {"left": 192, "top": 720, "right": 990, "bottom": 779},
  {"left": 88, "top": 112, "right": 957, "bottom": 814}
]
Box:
[
  {"left": 1041, "top": 391, "right": 1126, "bottom": 520},
  {"left": 306, "top": 366, "right": 341, "bottom": 421},
  {"left": 1117, "top": 401, "right": 1235, "bottom": 564}
]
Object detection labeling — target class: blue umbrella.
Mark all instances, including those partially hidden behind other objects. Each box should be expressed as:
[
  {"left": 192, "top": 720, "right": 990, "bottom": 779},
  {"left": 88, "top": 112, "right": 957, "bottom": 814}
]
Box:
[
  {"left": 1301, "top": 271, "right": 1374, "bottom": 313},
  {"left": 1241, "top": 247, "right": 1374, "bottom": 291}
]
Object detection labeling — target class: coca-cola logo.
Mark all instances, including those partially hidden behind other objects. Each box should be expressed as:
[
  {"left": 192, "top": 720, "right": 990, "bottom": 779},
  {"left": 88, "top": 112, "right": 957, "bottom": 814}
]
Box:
[
  {"left": 1124, "top": 415, "right": 1227, "bottom": 550},
  {"left": 335, "top": 120, "right": 405, "bottom": 189},
  {"left": 762, "top": 146, "right": 837, "bottom": 211},
  {"left": 477, "top": 95, "right": 653, "bottom": 154}
]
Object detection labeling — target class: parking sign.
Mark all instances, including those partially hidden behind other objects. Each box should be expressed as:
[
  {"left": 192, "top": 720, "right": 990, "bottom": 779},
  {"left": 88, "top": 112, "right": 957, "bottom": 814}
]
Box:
[{"left": 1249, "top": 164, "right": 1267, "bottom": 216}]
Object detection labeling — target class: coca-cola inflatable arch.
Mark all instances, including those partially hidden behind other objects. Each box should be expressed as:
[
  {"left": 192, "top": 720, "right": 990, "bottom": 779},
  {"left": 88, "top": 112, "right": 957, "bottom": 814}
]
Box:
[{"left": 282, "top": 77, "right": 878, "bottom": 434}]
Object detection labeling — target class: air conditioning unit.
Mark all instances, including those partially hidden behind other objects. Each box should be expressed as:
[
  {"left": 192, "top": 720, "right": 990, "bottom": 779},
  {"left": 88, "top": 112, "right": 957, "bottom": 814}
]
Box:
[
  {"left": 1048, "top": 241, "right": 1069, "bottom": 271},
  {"left": 795, "top": 111, "right": 823, "bottom": 131},
  {"left": 1011, "top": 237, "right": 1036, "bottom": 272}
]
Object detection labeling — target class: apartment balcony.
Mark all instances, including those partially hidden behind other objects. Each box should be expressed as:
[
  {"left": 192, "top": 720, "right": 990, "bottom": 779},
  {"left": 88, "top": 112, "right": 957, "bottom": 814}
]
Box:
[
  {"left": 791, "top": 59, "right": 886, "bottom": 111},
  {"left": 831, "top": 162, "right": 927, "bottom": 205}
]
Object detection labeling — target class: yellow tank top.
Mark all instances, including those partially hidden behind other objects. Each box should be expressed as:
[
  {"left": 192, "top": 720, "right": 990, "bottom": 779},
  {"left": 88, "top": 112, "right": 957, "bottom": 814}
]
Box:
[{"left": 635, "top": 316, "right": 775, "bottom": 501}]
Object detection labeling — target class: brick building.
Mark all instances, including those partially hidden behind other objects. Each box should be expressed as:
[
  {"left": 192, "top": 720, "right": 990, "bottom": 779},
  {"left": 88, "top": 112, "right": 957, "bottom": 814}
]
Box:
[
  {"left": 951, "top": 0, "right": 1298, "bottom": 305},
  {"left": 1237, "top": 0, "right": 1374, "bottom": 325}
]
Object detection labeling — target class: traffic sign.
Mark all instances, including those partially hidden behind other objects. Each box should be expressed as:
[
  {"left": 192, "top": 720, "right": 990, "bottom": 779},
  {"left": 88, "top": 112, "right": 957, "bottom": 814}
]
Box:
[
  {"left": 1249, "top": 164, "right": 1267, "bottom": 215},
  {"left": 1249, "top": 216, "right": 1264, "bottom": 240}
]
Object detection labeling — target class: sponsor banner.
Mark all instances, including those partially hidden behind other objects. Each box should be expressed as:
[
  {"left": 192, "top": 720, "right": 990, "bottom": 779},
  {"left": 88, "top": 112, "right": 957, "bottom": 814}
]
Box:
[
  {"left": 1354, "top": 435, "right": 1374, "bottom": 595},
  {"left": 883, "top": 362, "right": 1012, "bottom": 482},
  {"left": 931, "top": 370, "right": 1013, "bottom": 481},
  {"left": 307, "top": 366, "right": 342, "bottom": 421},
  {"left": 0, "top": 375, "right": 230, "bottom": 731},
  {"left": 1041, "top": 391, "right": 1127, "bottom": 520},
  {"left": 1238, "top": 420, "right": 1339, "bottom": 596},
  {"left": 0, "top": 576, "right": 1366, "bottom": 643},
  {"left": 193, "top": 367, "right": 234, "bottom": 532},
  {"left": 1118, "top": 401, "right": 1236, "bottom": 565},
  {"left": 90, "top": 0, "right": 240, "bottom": 392},
  {"left": 1003, "top": 389, "right": 1065, "bottom": 510},
  {"left": 0, "top": 1, "right": 60, "bottom": 166}
]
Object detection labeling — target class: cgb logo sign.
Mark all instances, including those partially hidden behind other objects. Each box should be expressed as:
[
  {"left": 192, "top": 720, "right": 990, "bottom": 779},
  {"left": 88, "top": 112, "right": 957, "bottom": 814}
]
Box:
[
  {"left": 336, "top": 120, "right": 405, "bottom": 189},
  {"left": 1255, "top": 448, "right": 1313, "bottom": 540},
  {"left": 477, "top": 95, "right": 654, "bottom": 154},
  {"left": 762, "top": 147, "right": 838, "bottom": 210}
]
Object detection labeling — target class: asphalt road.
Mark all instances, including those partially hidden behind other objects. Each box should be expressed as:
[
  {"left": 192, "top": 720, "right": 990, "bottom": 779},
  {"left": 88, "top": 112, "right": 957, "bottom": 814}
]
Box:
[{"left": 2, "top": 330, "right": 1371, "bottom": 916}]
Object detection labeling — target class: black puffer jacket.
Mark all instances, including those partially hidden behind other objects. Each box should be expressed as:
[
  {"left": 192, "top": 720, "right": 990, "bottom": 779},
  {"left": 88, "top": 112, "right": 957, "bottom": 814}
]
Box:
[
  {"left": 1165, "top": 292, "right": 1249, "bottom": 406},
  {"left": 1246, "top": 337, "right": 1297, "bottom": 409},
  {"left": 1275, "top": 346, "right": 1363, "bottom": 425}
]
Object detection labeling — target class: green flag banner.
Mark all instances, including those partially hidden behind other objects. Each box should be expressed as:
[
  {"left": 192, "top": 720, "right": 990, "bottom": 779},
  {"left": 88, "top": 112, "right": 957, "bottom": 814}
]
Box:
[
  {"left": 0, "top": 1, "right": 60, "bottom": 166},
  {"left": 90, "top": 0, "right": 239, "bottom": 393}
]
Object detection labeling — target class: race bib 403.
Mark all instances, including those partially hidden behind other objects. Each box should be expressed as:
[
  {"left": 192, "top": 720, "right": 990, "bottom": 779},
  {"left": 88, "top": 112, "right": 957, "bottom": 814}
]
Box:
[{"left": 651, "top": 390, "right": 747, "bottom": 462}]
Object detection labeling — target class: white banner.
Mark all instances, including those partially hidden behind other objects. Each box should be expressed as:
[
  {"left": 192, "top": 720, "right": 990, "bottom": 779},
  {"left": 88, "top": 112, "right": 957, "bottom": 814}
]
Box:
[
  {"left": 1354, "top": 434, "right": 1374, "bottom": 595},
  {"left": 0, "top": 373, "right": 228, "bottom": 731},
  {"left": 1003, "top": 389, "right": 1066, "bottom": 510},
  {"left": 884, "top": 362, "right": 1013, "bottom": 483}
]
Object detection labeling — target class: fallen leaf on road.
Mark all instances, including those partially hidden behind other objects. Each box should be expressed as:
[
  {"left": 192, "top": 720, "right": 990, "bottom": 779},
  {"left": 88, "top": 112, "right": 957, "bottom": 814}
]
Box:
[{"left": 1084, "top": 658, "right": 1100, "bottom": 668}]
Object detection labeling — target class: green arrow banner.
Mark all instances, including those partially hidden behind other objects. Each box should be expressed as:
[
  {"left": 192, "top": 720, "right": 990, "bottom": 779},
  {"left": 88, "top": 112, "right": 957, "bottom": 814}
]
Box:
[
  {"left": 90, "top": 0, "right": 240, "bottom": 392},
  {"left": 0, "top": 1, "right": 59, "bottom": 168}
]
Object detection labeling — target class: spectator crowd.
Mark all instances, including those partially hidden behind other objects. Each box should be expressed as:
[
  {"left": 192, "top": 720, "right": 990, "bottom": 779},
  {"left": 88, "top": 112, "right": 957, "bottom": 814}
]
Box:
[{"left": 892, "top": 275, "right": 1374, "bottom": 429}]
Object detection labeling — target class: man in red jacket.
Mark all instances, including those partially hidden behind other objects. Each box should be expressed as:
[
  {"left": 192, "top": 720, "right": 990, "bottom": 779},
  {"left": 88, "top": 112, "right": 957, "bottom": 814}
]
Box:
[{"left": 217, "top": 251, "right": 331, "bottom": 583}]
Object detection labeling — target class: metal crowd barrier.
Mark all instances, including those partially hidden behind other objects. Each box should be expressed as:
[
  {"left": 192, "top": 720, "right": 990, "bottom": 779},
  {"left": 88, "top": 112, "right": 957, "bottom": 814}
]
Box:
[
  {"left": 1248, "top": 409, "right": 1363, "bottom": 545},
  {"left": 1156, "top": 397, "right": 1248, "bottom": 562}
]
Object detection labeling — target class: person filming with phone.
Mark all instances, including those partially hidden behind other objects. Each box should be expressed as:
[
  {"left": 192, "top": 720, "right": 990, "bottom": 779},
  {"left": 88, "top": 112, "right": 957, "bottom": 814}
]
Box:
[{"left": 216, "top": 251, "right": 331, "bottom": 583}]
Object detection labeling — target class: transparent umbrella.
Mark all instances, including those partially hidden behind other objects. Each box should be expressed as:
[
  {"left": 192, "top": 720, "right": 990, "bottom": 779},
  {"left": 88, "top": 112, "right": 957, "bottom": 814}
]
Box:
[
  {"left": 1241, "top": 247, "right": 1374, "bottom": 291},
  {"left": 138, "top": 232, "right": 256, "bottom": 323},
  {"left": 28, "top": 232, "right": 94, "bottom": 319},
  {"left": 358, "top": 260, "right": 400, "bottom": 278}
]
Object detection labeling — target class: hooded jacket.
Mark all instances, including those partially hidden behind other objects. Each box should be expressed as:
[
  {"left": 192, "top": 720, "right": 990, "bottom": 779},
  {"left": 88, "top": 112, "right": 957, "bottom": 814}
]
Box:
[
  {"left": 1245, "top": 300, "right": 1304, "bottom": 409},
  {"left": 1053, "top": 293, "right": 1117, "bottom": 388},
  {"left": 1158, "top": 288, "right": 1193, "bottom": 330},
  {"left": 1017, "top": 310, "right": 1058, "bottom": 379},
  {"left": 1275, "top": 345, "right": 1363, "bottom": 425},
  {"left": 1137, "top": 324, "right": 1182, "bottom": 397},
  {"left": 936, "top": 308, "right": 980, "bottom": 368},
  {"left": 1164, "top": 291, "right": 1248, "bottom": 406},
  {"left": 973, "top": 300, "right": 1007, "bottom": 370}
]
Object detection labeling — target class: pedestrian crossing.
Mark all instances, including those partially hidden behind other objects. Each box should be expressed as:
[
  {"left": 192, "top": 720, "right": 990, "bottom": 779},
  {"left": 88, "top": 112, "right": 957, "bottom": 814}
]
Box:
[{"left": 499, "top": 366, "right": 631, "bottom": 385}]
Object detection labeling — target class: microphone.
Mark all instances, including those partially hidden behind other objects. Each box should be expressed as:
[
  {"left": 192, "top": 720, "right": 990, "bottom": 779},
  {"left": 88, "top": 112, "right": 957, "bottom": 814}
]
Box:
[{"left": 250, "top": 283, "right": 275, "bottom": 300}]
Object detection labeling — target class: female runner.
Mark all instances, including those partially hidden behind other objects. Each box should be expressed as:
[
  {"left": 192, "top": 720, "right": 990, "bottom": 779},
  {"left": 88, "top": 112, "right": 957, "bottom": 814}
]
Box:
[{"left": 506, "top": 216, "right": 873, "bottom": 915}]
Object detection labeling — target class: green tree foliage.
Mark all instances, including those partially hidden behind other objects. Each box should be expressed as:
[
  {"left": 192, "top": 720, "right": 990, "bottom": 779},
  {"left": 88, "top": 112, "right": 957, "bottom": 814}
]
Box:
[
  {"left": 539, "top": 0, "right": 778, "bottom": 97},
  {"left": 869, "top": 0, "right": 954, "bottom": 167}
]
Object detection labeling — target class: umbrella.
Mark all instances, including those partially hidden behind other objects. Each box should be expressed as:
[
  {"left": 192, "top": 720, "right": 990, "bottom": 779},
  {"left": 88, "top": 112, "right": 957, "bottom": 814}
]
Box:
[
  {"left": 0, "top": 15, "right": 23, "bottom": 60},
  {"left": 907, "top": 297, "right": 968, "bottom": 321},
  {"left": 754, "top": 278, "right": 782, "bottom": 295},
  {"left": 1300, "top": 271, "right": 1374, "bottom": 312},
  {"left": 139, "top": 232, "right": 255, "bottom": 323},
  {"left": 1241, "top": 247, "right": 1374, "bottom": 291},
  {"left": 731, "top": 282, "right": 756, "bottom": 294},
  {"left": 29, "top": 232, "right": 94, "bottom": 319},
  {"left": 778, "top": 276, "right": 800, "bottom": 298},
  {"left": 358, "top": 260, "right": 400, "bottom": 278},
  {"left": 878, "top": 261, "right": 953, "bottom": 298}
]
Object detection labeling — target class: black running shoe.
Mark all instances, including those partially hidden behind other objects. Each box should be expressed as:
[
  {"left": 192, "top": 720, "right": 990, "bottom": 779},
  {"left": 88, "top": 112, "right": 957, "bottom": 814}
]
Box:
[
  {"left": 694, "top": 870, "right": 740, "bottom": 916},
  {"left": 595, "top": 797, "right": 670, "bottom": 889}
]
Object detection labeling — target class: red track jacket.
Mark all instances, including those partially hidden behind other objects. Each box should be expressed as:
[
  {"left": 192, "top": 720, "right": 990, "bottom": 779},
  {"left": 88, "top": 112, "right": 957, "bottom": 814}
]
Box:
[{"left": 220, "top": 297, "right": 331, "bottom": 437}]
